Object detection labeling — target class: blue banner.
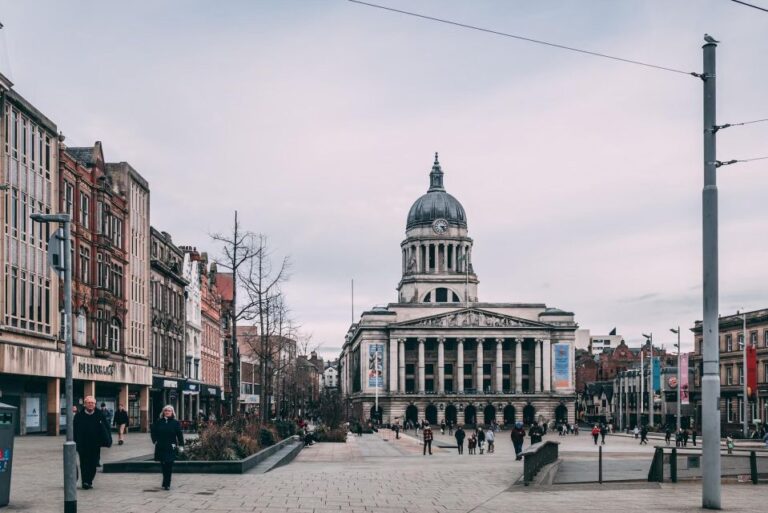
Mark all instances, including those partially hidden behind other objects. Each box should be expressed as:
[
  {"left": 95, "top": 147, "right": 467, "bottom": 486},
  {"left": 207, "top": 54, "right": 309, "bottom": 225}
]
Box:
[
  {"left": 552, "top": 343, "right": 571, "bottom": 389},
  {"left": 652, "top": 357, "right": 660, "bottom": 392}
]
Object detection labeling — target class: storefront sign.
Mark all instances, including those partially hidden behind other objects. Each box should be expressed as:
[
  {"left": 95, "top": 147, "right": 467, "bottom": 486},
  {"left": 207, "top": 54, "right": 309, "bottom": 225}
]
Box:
[
  {"left": 163, "top": 380, "right": 178, "bottom": 389},
  {"left": 72, "top": 355, "right": 152, "bottom": 385},
  {"left": 242, "top": 394, "right": 260, "bottom": 404},
  {"left": 552, "top": 343, "right": 571, "bottom": 390},
  {"left": 78, "top": 362, "right": 116, "bottom": 376}
]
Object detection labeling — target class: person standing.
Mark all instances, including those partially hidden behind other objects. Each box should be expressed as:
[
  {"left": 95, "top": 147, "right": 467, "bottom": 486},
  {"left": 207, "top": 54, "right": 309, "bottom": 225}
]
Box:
[
  {"left": 591, "top": 424, "right": 600, "bottom": 445},
  {"left": 151, "top": 405, "right": 185, "bottom": 490},
  {"left": 529, "top": 422, "right": 543, "bottom": 445},
  {"left": 73, "top": 396, "right": 110, "bottom": 489},
  {"left": 485, "top": 427, "right": 495, "bottom": 453},
  {"left": 440, "top": 420, "right": 446, "bottom": 435},
  {"left": 477, "top": 427, "right": 486, "bottom": 454},
  {"left": 640, "top": 425, "right": 649, "bottom": 445},
  {"left": 665, "top": 426, "right": 672, "bottom": 446},
  {"left": 455, "top": 425, "right": 465, "bottom": 454},
  {"left": 682, "top": 428, "right": 689, "bottom": 447},
  {"left": 100, "top": 403, "right": 113, "bottom": 432},
  {"left": 599, "top": 424, "right": 607, "bottom": 445},
  {"left": 422, "top": 423, "right": 433, "bottom": 455},
  {"left": 394, "top": 422, "right": 400, "bottom": 440},
  {"left": 511, "top": 422, "right": 526, "bottom": 460},
  {"left": 633, "top": 425, "right": 640, "bottom": 439},
  {"left": 691, "top": 428, "right": 697, "bottom": 446},
  {"left": 114, "top": 404, "right": 130, "bottom": 445}
]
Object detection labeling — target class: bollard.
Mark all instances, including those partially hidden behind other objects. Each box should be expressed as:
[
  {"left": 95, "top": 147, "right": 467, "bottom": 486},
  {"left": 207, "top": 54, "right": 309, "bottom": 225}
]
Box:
[
  {"left": 648, "top": 447, "right": 664, "bottom": 482},
  {"left": 670, "top": 447, "right": 677, "bottom": 483},
  {"left": 599, "top": 445, "right": 603, "bottom": 484},
  {"left": 750, "top": 451, "right": 758, "bottom": 485}
]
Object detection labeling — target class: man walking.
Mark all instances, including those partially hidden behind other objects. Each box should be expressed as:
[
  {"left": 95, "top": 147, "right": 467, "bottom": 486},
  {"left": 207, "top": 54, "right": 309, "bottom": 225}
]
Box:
[
  {"left": 691, "top": 428, "right": 697, "bottom": 446},
  {"left": 640, "top": 425, "right": 649, "bottom": 445},
  {"left": 599, "top": 423, "right": 607, "bottom": 445},
  {"left": 114, "top": 404, "right": 129, "bottom": 445},
  {"left": 394, "top": 421, "right": 400, "bottom": 440},
  {"left": 455, "top": 424, "right": 465, "bottom": 454},
  {"left": 423, "top": 423, "right": 433, "bottom": 455},
  {"left": 511, "top": 422, "right": 526, "bottom": 460},
  {"left": 486, "top": 427, "right": 495, "bottom": 453},
  {"left": 665, "top": 426, "right": 672, "bottom": 446},
  {"left": 74, "top": 396, "right": 110, "bottom": 489}
]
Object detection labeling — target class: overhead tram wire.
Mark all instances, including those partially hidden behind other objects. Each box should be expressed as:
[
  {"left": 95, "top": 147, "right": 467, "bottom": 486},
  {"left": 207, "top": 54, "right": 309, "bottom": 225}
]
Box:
[
  {"left": 730, "top": 0, "right": 768, "bottom": 13},
  {"left": 713, "top": 117, "right": 768, "bottom": 132},
  {"left": 715, "top": 156, "right": 768, "bottom": 167},
  {"left": 348, "top": 0, "right": 699, "bottom": 78}
]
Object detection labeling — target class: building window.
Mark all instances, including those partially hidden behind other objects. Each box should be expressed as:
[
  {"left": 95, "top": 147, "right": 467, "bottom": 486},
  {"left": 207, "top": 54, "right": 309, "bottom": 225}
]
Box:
[
  {"left": 738, "top": 364, "right": 744, "bottom": 385},
  {"left": 80, "top": 194, "right": 89, "bottom": 228},
  {"left": 96, "top": 201, "right": 103, "bottom": 234},
  {"left": 764, "top": 330, "right": 768, "bottom": 348},
  {"left": 109, "top": 318, "right": 121, "bottom": 353},
  {"left": 79, "top": 246, "right": 90, "bottom": 283},
  {"left": 737, "top": 334, "right": 744, "bottom": 349},
  {"left": 750, "top": 331, "right": 757, "bottom": 346},
  {"left": 726, "top": 366, "right": 733, "bottom": 385},
  {"left": 764, "top": 362, "right": 768, "bottom": 384},
  {"left": 112, "top": 265, "right": 123, "bottom": 298},
  {"left": 63, "top": 182, "right": 74, "bottom": 217},
  {"left": 725, "top": 335, "right": 732, "bottom": 352}
]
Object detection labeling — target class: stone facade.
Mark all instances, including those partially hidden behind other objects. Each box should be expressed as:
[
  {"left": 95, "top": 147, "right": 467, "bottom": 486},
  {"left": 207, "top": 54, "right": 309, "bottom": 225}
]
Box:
[
  {"left": 340, "top": 156, "right": 577, "bottom": 428},
  {"left": 180, "top": 247, "right": 202, "bottom": 421},
  {"left": 199, "top": 254, "right": 223, "bottom": 417}
]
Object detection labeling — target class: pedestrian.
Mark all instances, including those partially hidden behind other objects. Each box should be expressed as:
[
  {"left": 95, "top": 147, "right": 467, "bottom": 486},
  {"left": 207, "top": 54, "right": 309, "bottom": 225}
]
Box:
[
  {"left": 682, "top": 429, "right": 689, "bottom": 447},
  {"left": 468, "top": 433, "right": 477, "bottom": 454},
  {"left": 691, "top": 429, "right": 697, "bottom": 446},
  {"left": 591, "top": 424, "right": 600, "bottom": 445},
  {"left": 511, "top": 422, "right": 526, "bottom": 460},
  {"left": 665, "top": 426, "right": 672, "bottom": 446},
  {"left": 726, "top": 434, "right": 734, "bottom": 454},
  {"left": 114, "top": 404, "right": 129, "bottom": 445},
  {"left": 440, "top": 420, "right": 446, "bottom": 435},
  {"left": 599, "top": 423, "right": 607, "bottom": 445},
  {"left": 675, "top": 429, "right": 683, "bottom": 447},
  {"left": 455, "top": 425, "right": 466, "bottom": 455},
  {"left": 100, "top": 403, "right": 113, "bottom": 430},
  {"left": 640, "top": 425, "right": 649, "bottom": 445},
  {"left": 448, "top": 421, "right": 454, "bottom": 436},
  {"left": 763, "top": 430, "right": 768, "bottom": 449},
  {"left": 573, "top": 424, "right": 579, "bottom": 436},
  {"left": 357, "top": 423, "right": 363, "bottom": 437},
  {"left": 423, "top": 423, "right": 433, "bottom": 455},
  {"left": 486, "top": 427, "right": 495, "bottom": 453},
  {"left": 394, "top": 422, "right": 400, "bottom": 439},
  {"left": 529, "top": 422, "right": 543, "bottom": 445},
  {"left": 151, "top": 405, "right": 185, "bottom": 490},
  {"left": 633, "top": 425, "right": 640, "bottom": 439},
  {"left": 477, "top": 427, "right": 486, "bottom": 454},
  {"left": 73, "top": 395, "right": 111, "bottom": 490}
]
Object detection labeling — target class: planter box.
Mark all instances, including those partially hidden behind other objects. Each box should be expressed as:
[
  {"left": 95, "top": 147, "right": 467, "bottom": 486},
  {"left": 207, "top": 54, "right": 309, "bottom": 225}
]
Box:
[{"left": 103, "top": 435, "right": 300, "bottom": 474}]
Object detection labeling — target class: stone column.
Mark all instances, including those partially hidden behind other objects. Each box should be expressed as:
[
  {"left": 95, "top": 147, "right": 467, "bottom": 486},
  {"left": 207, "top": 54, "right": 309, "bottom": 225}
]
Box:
[
  {"left": 542, "top": 339, "right": 552, "bottom": 392},
  {"left": 515, "top": 338, "right": 523, "bottom": 393},
  {"left": 534, "top": 339, "right": 542, "bottom": 393},
  {"left": 418, "top": 338, "right": 426, "bottom": 393},
  {"left": 140, "top": 385, "right": 150, "bottom": 432},
  {"left": 495, "top": 338, "right": 504, "bottom": 393},
  {"left": 399, "top": 339, "right": 406, "bottom": 392},
  {"left": 476, "top": 338, "right": 484, "bottom": 392},
  {"left": 389, "top": 337, "right": 399, "bottom": 392},
  {"left": 46, "top": 378, "right": 60, "bottom": 436},
  {"left": 456, "top": 338, "right": 465, "bottom": 393},
  {"left": 437, "top": 337, "right": 445, "bottom": 394}
]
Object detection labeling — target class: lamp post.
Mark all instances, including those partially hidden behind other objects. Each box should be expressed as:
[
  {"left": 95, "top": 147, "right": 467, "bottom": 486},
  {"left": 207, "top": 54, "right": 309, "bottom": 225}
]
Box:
[
  {"left": 642, "top": 333, "right": 653, "bottom": 426},
  {"left": 670, "top": 327, "right": 682, "bottom": 432},
  {"left": 30, "top": 212, "right": 76, "bottom": 513}
]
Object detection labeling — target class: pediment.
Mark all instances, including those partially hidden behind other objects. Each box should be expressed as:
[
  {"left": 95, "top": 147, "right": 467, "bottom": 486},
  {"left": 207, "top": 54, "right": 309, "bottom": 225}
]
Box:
[{"left": 394, "top": 308, "right": 550, "bottom": 329}]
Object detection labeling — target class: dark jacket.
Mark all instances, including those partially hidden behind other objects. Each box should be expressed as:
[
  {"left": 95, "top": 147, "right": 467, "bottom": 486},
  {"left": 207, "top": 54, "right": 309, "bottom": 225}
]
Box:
[
  {"left": 511, "top": 428, "right": 526, "bottom": 444},
  {"left": 151, "top": 417, "right": 185, "bottom": 463},
  {"left": 423, "top": 427, "right": 433, "bottom": 442},
  {"left": 114, "top": 409, "right": 130, "bottom": 426},
  {"left": 477, "top": 430, "right": 486, "bottom": 442},
  {"left": 455, "top": 428, "right": 466, "bottom": 442},
  {"left": 73, "top": 409, "right": 110, "bottom": 451}
]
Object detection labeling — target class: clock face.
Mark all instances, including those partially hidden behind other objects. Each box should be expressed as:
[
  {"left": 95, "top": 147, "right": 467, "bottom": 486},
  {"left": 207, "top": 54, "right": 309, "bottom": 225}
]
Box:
[{"left": 432, "top": 219, "right": 449, "bottom": 234}]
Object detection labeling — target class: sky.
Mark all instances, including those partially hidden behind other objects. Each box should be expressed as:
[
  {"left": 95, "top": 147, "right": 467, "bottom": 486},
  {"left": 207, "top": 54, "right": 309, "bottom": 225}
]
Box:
[{"left": 0, "top": 0, "right": 766, "bottom": 359}]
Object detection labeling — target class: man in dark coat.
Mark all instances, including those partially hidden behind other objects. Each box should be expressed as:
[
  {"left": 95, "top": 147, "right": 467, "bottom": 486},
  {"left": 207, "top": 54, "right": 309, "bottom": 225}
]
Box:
[
  {"left": 73, "top": 396, "right": 110, "bottom": 489},
  {"left": 455, "top": 425, "right": 466, "bottom": 454},
  {"left": 422, "top": 423, "right": 434, "bottom": 455},
  {"left": 114, "top": 404, "right": 130, "bottom": 445},
  {"left": 529, "top": 422, "right": 543, "bottom": 445},
  {"left": 511, "top": 422, "right": 526, "bottom": 460},
  {"left": 151, "top": 405, "right": 185, "bottom": 490}
]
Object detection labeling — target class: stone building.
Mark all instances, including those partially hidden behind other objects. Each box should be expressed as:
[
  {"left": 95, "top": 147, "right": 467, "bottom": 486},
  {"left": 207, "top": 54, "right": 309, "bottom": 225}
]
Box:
[
  {"left": 149, "top": 227, "right": 187, "bottom": 421},
  {"left": 339, "top": 155, "right": 577, "bottom": 428},
  {"left": 237, "top": 324, "right": 261, "bottom": 413},
  {"left": 199, "top": 254, "right": 223, "bottom": 418},
  {"left": 181, "top": 247, "right": 202, "bottom": 421},
  {"left": 690, "top": 308, "right": 768, "bottom": 434}
]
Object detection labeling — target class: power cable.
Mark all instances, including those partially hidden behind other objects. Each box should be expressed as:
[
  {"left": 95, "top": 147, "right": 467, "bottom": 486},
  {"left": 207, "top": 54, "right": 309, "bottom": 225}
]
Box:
[
  {"left": 730, "top": 0, "right": 768, "bottom": 13},
  {"left": 713, "top": 118, "right": 768, "bottom": 132},
  {"left": 715, "top": 156, "right": 768, "bottom": 167},
  {"left": 348, "top": 0, "right": 699, "bottom": 77}
]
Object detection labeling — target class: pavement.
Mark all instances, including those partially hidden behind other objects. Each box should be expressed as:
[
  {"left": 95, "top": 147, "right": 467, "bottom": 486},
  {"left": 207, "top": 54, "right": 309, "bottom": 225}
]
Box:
[{"left": 7, "top": 429, "right": 768, "bottom": 512}]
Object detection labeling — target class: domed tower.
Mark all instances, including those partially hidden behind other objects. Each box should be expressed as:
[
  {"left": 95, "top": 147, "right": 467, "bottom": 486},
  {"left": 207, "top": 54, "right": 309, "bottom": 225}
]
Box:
[{"left": 397, "top": 154, "right": 479, "bottom": 303}]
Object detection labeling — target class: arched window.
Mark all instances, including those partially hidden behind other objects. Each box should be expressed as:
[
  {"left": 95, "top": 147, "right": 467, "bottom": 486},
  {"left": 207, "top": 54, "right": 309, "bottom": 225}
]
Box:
[
  {"left": 424, "top": 288, "right": 460, "bottom": 303},
  {"left": 75, "top": 308, "right": 87, "bottom": 346},
  {"left": 109, "top": 318, "right": 121, "bottom": 353}
]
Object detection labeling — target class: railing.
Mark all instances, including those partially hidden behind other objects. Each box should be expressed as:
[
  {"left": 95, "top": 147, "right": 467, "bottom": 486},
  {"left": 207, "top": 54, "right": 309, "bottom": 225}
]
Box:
[
  {"left": 648, "top": 446, "right": 767, "bottom": 484},
  {"left": 520, "top": 440, "right": 560, "bottom": 486}
]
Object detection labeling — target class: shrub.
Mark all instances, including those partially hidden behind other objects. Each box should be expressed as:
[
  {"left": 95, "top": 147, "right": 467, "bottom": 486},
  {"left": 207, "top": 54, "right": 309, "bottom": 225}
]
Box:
[
  {"left": 274, "top": 419, "right": 297, "bottom": 439},
  {"left": 179, "top": 414, "right": 285, "bottom": 461},
  {"left": 259, "top": 427, "right": 276, "bottom": 447},
  {"left": 315, "top": 427, "right": 347, "bottom": 443}
]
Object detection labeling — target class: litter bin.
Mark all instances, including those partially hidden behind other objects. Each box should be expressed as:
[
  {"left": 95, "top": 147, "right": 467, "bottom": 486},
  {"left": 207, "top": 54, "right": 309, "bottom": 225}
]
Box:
[{"left": 0, "top": 403, "right": 16, "bottom": 507}]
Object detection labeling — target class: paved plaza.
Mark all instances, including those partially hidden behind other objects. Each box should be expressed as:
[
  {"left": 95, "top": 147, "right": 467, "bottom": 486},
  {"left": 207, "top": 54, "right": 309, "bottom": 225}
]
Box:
[{"left": 8, "top": 430, "right": 767, "bottom": 512}]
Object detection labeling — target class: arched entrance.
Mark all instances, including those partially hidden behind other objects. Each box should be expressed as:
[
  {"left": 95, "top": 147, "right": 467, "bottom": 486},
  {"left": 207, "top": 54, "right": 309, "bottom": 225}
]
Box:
[
  {"left": 370, "top": 405, "right": 383, "bottom": 424},
  {"left": 425, "top": 404, "right": 438, "bottom": 425},
  {"left": 405, "top": 404, "right": 418, "bottom": 427},
  {"left": 555, "top": 403, "right": 568, "bottom": 423},
  {"left": 464, "top": 404, "right": 477, "bottom": 426},
  {"left": 503, "top": 404, "right": 516, "bottom": 425},
  {"left": 523, "top": 403, "right": 535, "bottom": 425},
  {"left": 445, "top": 404, "right": 458, "bottom": 426},
  {"left": 483, "top": 404, "right": 496, "bottom": 425}
]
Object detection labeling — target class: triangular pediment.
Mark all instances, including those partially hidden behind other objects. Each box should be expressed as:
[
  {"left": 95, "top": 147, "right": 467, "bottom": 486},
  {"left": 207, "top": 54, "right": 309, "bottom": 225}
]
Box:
[{"left": 394, "top": 308, "right": 551, "bottom": 329}]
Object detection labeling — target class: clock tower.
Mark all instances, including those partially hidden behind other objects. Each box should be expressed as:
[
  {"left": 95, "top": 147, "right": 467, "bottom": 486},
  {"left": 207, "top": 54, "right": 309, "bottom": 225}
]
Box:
[{"left": 397, "top": 154, "right": 479, "bottom": 304}]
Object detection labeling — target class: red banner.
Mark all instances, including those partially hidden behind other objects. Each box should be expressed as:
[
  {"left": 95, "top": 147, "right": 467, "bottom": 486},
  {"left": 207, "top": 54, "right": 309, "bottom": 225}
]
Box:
[
  {"left": 680, "top": 353, "right": 689, "bottom": 405},
  {"left": 747, "top": 345, "right": 757, "bottom": 399}
]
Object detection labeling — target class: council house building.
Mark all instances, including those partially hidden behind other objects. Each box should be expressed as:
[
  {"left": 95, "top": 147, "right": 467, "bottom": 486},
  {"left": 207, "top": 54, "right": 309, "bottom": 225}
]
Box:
[{"left": 339, "top": 155, "right": 577, "bottom": 428}]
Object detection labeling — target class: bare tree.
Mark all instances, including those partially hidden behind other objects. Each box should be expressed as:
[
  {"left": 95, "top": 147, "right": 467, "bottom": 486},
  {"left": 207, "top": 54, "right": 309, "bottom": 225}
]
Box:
[{"left": 210, "top": 211, "right": 261, "bottom": 415}]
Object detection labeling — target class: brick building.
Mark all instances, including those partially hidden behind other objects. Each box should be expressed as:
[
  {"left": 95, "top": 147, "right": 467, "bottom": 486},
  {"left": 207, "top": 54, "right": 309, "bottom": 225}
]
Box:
[{"left": 199, "top": 254, "right": 223, "bottom": 418}]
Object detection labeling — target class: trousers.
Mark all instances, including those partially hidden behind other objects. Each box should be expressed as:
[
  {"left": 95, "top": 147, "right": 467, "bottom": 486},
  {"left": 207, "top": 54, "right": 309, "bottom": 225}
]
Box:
[
  {"left": 457, "top": 441, "right": 464, "bottom": 454},
  {"left": 78, "top": 446, "right": 101, "bottom": 485},
  {"left": 161, "top": 461, "right": 174, "bottom": 487},
  {"left": 423, "top": 440, "right": 432, "bottom": 455}
]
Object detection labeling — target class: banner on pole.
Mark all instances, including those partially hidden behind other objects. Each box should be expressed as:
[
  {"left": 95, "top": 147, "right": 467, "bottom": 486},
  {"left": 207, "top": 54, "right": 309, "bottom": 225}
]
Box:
[
  {"left": 747, "top": 345, "right": 757, "bottom": 399},
  {"left": 652, "top": 357, "right": 661, "bottom": 392},
  {"left": 367, "top": 343, "right": 384, "bottom": 388},
  {"left": 680, "top": 353, "right": 689, "bottom": 405},
  {"left": 552, "top": 343, "right": 571, "bottom": 390}
]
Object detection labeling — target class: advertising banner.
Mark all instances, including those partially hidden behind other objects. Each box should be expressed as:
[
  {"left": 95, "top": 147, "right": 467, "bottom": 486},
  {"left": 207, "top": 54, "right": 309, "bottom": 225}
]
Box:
[
  {"left": 25, "top": 397, "right": 41, "bottom": 429},
  {"left": 368, "top": 343, "right": 384, "bottom": 388},
  {"left": 747, "top": 345, "right": 757, "bottom": 399},
  {"left": 552, "top": 343, "right": 571, "bottom": 389},
  {"left": 680, "top": 353, "right": 689, "bottom": 405},
  {"left": 652, "top": 357, "right": 661, "bottom": 392}
]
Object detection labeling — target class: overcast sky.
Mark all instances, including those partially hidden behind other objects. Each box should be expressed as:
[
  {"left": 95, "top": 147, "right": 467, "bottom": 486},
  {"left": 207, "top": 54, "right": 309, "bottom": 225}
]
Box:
[{"left": 1, "top": 0, "right": 766, "bottom": 359}]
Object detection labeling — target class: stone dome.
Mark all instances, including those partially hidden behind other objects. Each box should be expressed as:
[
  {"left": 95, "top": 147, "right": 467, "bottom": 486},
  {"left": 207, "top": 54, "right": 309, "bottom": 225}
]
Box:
[{"left": 406, "top": 154, "right": 467, "bottom": 230}]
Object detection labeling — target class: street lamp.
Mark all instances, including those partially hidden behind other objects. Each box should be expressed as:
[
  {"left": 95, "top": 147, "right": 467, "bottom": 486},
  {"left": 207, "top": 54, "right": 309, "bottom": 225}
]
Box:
[
  {"left": 30, "top": 212, "right": 76, "bottom": 513},
  {"left": 670, "top": 328, "right": 682, "bottom": 432},
  {"left": 641, "top": 333, "right": 653, "bottom": 426}
]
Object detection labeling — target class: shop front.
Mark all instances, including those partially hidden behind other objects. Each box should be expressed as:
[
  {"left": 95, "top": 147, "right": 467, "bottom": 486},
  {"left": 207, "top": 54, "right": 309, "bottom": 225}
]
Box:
[
  {"left": 200, "top": 385, "right": 221, "bottom": 421},
  {"left": 181, "top": 381, "right": 200, "bottom": 424},
  {"left": 0, "top": 343, "right": 152, "bottom": 435},
  {"left": 150, "top": 376, "right": 184, "bottom": 424}
]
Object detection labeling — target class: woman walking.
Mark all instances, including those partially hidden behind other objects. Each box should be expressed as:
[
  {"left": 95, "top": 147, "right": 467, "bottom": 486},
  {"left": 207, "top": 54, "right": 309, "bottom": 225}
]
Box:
[{"left": 151, "top": 405, "right": 185, "bottom": 490}]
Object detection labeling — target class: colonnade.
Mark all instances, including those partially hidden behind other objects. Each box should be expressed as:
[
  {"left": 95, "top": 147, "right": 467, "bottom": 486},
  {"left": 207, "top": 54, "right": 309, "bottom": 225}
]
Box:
[
  {"left": 402, "top": 241, "right": 472, "bottom": 274},
  {"left": 388, "top": 337, "right": 553, "bottom": 394}
]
